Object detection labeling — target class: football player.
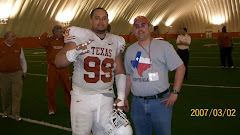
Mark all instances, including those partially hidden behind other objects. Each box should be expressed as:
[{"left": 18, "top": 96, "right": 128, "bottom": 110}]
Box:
[{"left": 54, "top": 7, "right": 126, "bottom": 135}]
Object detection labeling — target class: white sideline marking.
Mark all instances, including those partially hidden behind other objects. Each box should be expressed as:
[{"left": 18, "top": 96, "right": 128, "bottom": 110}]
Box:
[
  {"left": 170, "top": 83, "right": 240, "bottom": 89},
  {"left": 203, "top": 44, "right": 218, "bottom": 46},
  {"left": 26, "top": 73, "right": 240, "bottom": 89},
  {"left": 25, "top": 55, "right": 45, "bottom": 56},
  {"left": 0, "top": 113, "right": 72, "bottom": 132},
  {"left": 33, "top": 52, "right": 46, "bottom": 54},
  {"left": 27, "top": 73, "right": 47, "bottom": 77},
  {"left": 190, "top": 57, "right": 240, "bottom": 59},
  {"left": 189, "top": 66, "right": 240, "bottom": 69},
  {"left": 203, "top": 43, "right": 240, "bottom": 46},
  {"left": 191, "top": 52, "right": 239, "bottom": 54}
]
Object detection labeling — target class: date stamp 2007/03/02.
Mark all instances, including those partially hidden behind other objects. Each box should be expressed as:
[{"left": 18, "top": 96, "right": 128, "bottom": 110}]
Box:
[{"left": 190, "top": 108, "right": 237, "bottom": 117}]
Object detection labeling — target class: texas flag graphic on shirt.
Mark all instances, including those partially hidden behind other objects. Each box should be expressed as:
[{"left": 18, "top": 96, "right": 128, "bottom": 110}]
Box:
[{"left": 131, "top": 51, "right": 151, "bottom": 77}]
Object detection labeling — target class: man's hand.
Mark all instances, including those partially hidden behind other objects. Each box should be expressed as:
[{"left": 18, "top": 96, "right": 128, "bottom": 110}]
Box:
[
  {"left": 179, "top": 40, "right": 184, "bottom": 44},
  {"left": 113, "top": 99, "right": 124, "bottom": 110},
  {"left": 76, "top": 39, "right": 93, "bottom": 55},
  {"left": 124, "top": 98, "right": 130, "bottom": 112},
  {"left": 160, "top": 93, "right": 178, "bottom": 108},
  {"left": 180, "top": 40, "right": 189, "bottom": 45}
]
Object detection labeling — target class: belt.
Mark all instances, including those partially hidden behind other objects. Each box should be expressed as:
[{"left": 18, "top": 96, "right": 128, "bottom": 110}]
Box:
[
  {"left": 178, "top": 49, "right": 189, "bottom": 51},
  {"left": 138, "top": 89, "right": 169, "bottom": 100}
]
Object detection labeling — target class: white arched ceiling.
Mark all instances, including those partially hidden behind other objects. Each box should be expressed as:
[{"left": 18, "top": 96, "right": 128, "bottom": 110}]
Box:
[{"left": 0, "top": 0, "right": 239, "bottom": 37}]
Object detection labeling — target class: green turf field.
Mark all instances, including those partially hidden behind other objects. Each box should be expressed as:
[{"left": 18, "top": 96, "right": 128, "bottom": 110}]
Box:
[{"left": 0, "top": 38, "right": 240, "bottom": 135}]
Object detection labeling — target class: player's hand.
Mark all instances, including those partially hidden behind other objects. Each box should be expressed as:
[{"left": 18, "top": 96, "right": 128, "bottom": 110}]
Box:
[
  {"left": 124, "top": 98, "right": 130, "bottom": 112},
  {"left": 160, "top": 93, "right": 178, "bottom": 109},
  {"left": 76, "top": 39, "right": 93, "bottom": 55},
  {"left": 113, "top": 99, "right": 124, "bottom": 110}
]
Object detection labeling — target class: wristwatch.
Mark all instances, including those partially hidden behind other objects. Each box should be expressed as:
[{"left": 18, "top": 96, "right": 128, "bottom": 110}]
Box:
[{"left": 172, "top": 90, "right": 179, "bottom": 95}]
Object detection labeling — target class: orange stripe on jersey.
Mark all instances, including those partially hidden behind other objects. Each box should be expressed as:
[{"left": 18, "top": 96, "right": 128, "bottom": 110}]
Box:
[
  {"left": 64, "top": 36, "right": 75, "bottom": 38},
  {"left": 64, "top": 37, "right": 76, "bottom": 40},
  {"left": 65, "top": 37, "right": 76, "bottom": 39}
]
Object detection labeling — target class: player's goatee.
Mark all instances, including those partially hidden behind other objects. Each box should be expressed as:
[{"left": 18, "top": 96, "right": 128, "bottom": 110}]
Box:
[{"left": 95, "top": 29, "right": 107, "bottom": 34}]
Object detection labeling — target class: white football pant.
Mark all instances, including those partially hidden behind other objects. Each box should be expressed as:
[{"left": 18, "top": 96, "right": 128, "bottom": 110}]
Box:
[{"left": 71, "top": 90, "right": 113, "bottom": 135}]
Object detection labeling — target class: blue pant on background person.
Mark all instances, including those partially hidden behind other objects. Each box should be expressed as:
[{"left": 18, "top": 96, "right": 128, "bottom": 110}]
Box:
[
  {"left": 177, "top": 49, "right": 189, "bottom": 79},
  {"left": 131, "top": 92, "right": 172, "bottom": 135},
  {"left": 220, "top": 47, "right": 234, "bottom": 68}
]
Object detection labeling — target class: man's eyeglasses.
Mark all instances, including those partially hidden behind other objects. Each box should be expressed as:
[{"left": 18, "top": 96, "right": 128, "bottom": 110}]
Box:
[{"left": 134, "top": 23, "right": 148, "bottom": 29}]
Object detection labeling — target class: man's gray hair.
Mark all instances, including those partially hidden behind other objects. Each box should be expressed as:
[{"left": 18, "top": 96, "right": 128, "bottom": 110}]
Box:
[
  {"left": 52, "top": 25, "right": 62, "bottom": 34},
  {"left": 3, "top": 32, "right": 10, "bottom": 39}
]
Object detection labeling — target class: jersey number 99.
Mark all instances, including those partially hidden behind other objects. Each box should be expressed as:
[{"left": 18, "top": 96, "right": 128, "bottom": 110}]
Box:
[{"left": 84, "top": 56, "right": 114, "bottom": 83}]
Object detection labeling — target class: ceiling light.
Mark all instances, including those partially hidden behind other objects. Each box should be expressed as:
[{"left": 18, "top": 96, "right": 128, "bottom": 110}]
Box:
[
  {"left": 165, "top": 18, "right": 174, "bottom": 26},
  {"left": 212, "top": 16, "right": 225, "bottom": 25},
  {"left": 56, "top": 10, "right": 74, "bottom": 25},
  {"left": 0, "top": 18, "right": 8, "bottom": 24}
]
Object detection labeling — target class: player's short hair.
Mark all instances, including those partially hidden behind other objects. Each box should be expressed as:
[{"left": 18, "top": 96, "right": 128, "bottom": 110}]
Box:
[
  {"left": 90, "top": 7, "right": 108, "bottom": 18},
  {"left": 52, "top": 25, "right": 62, "bottom": 34},
  {"left": 154, "top": 26, "right": 159, "bottom": 31},
  {"left": 183, "top": 28, "right": 187, "bottom": 32}
]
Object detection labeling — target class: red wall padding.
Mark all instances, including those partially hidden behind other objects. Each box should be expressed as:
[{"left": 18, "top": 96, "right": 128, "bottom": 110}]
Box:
[{"left": 0, "top": 32, "right": 239, "bottom": 48}]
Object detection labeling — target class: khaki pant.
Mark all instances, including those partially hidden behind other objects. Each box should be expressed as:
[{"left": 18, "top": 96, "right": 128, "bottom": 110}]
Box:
[{"left": 0, "top": 70, "right": 23, "bottom": 116}]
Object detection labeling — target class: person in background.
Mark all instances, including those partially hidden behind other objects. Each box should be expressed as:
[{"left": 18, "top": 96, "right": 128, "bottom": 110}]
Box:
[
  {"left": 151, "top": 26, "right": 160, "bottom": 38},
  {"left": 39, "top": 25, "right": 71, "bottom": 115},
  {"left": 107, "top": 24, "right": 111, "bottom": 33},
  {"left": 176, "top": 28, "right": 191, "bottom": 79},
  {"left": 0, "top": 31, "right": 27, "bottom": 121},
  {"left": 217, "top": 26, "right": 234, "bottom": 69}
]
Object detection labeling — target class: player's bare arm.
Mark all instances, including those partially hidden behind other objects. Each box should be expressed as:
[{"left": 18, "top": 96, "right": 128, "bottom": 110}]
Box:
[
  {"left": 160, "top": 64, "right": 185, "bottom": 108},
  {"left": 173, "top": 64, "right": 185, "bottom": 91},
  {"left": 54, "top": 42, "right": 76, "bottom": 68},
  {"left": 113, "top": 52, "right": 126, "bottom": 110},
  {"left": 55, "top": 40, "right": 93, "bottom": 68},
  {"left": 115, "top": 52, "right": 125, "bottom": 75}
]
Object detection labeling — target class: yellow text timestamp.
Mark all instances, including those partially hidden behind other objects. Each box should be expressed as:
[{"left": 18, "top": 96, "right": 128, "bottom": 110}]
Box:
[{"left": 190, "top": 109, "right": 236, "bottom": 117}]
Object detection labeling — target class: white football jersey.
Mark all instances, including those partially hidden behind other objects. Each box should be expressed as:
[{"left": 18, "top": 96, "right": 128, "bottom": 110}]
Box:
[{"left": 64, "top": 26, "right": 125, "bottom": 95}]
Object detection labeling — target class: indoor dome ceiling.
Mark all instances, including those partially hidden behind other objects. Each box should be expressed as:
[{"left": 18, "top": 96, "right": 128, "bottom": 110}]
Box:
[{"left": 0, "top": 0, "right": 239, "bottom": 37}]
